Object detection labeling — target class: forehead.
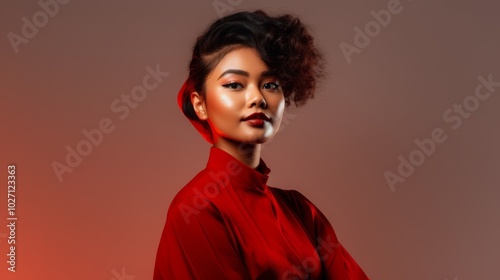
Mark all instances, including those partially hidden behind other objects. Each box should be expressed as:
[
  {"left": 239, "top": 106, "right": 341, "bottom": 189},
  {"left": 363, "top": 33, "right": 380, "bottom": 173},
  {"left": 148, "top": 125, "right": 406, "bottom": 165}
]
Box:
[{"left": 208, "top": 47, "right": 270, "bottom": 77}]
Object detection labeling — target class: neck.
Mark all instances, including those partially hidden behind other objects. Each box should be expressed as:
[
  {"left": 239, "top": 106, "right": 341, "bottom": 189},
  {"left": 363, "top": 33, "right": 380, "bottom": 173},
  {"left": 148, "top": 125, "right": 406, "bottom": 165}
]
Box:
[{"left": 214, "top": 138, "right": 261, "bottom": 169}]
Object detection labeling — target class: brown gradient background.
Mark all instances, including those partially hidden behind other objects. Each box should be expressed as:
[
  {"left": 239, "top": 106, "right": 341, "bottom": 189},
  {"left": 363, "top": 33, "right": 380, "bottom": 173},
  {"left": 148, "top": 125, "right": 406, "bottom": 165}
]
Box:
[{"left": 1, "top": 0, "right": 499, "bottom": 279}]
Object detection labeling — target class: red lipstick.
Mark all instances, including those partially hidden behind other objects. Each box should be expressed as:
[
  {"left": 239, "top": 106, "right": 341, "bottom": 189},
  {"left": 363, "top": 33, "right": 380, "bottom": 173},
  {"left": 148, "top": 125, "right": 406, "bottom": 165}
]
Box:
[{"left": 242, "top": 112, "right": 270, "bottom": 127}]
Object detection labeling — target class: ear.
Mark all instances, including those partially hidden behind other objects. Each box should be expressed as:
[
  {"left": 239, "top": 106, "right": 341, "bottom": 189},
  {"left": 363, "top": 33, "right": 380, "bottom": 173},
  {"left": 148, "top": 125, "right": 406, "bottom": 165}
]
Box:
[{"left": 191, "top": 91, "right": 208, "bottom": 120}]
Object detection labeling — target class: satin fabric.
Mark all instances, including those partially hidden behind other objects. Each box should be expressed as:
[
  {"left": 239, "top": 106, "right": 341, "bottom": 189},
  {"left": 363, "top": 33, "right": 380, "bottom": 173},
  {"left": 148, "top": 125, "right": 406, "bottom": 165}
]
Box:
[{"left": 154, "top": 146, "right": 369, "bottom": 279}]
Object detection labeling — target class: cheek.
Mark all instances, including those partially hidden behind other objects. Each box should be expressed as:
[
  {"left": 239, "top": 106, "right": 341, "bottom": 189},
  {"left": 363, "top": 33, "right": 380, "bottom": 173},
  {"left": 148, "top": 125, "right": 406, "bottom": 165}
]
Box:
[
  {"left": 206, "top": 90, "right": 241, "bottom": 122},
  {"left": 272, "top": 98, "right": 286, "bottom": 127},
  {"left": 219, "top": 93, "right": 236, "bottom": 108}
]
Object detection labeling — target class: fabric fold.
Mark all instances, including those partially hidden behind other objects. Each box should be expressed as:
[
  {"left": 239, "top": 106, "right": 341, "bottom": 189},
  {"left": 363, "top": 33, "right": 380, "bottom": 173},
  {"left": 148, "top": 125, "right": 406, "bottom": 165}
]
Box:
[{"left": 154, "top": 146, "right": 369, "bottom": 279}]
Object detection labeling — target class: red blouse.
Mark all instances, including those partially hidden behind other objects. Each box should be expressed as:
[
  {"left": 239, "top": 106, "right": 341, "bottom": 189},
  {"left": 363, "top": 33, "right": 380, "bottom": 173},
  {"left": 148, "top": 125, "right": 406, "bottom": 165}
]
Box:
[{"left": 154, "top": 146, "right": 369, "bottom": 279}]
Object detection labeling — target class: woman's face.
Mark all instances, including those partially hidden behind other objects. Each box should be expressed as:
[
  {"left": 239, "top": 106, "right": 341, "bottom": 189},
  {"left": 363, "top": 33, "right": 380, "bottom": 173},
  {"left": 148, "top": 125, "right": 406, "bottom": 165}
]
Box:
[{"left": 192, "top": 47, "right": 285, "bottom": 145}]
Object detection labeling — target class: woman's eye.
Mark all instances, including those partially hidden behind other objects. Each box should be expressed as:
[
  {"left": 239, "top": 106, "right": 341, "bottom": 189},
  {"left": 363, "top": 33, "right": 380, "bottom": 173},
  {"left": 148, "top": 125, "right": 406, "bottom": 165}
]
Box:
[
  {"left": 263, "top": 82, "right": 280, "bottom": 90},
  {"left": 222, "top": 82, "right": 243, "bottom": 89}
]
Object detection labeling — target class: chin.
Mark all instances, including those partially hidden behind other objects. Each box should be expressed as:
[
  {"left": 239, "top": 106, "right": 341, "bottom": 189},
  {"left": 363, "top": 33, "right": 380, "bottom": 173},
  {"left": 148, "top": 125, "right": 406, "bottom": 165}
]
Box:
[
  {"left": 237, "top": 135, "right": 271, "bottom": 145},
  {"left": 250, "top": 134, "right": 275, "bottom": 144},
  {"left": 253, "top": 138, "right": 268, "bottom": 144}
]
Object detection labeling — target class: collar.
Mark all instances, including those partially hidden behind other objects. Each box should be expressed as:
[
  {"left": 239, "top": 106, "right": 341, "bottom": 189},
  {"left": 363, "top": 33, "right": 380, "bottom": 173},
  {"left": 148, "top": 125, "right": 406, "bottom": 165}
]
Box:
[{"left": 206, "top": 146, "right": 271, "bottom": 192}]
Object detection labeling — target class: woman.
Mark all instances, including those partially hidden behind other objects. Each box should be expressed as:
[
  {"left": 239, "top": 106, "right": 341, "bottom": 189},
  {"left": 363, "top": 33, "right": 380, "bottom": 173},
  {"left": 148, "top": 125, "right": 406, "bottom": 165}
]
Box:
[{"left": 154, "top": 10, "right": 369, "bottom": 280}]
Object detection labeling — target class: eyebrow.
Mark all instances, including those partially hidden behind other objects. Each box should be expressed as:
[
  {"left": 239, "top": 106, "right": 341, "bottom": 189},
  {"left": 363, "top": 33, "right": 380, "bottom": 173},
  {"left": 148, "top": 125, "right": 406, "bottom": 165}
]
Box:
[{"left": 217, "top": 69, "right": 275, "bottom": 80}]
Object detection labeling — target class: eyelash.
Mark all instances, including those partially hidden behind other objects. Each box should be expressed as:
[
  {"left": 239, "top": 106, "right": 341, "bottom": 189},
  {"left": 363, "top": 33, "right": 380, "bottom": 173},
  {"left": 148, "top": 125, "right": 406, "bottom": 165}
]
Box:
[
  {"left": 263, "top": 82, "right": 280, "bottom": 90},
  {"left": 222, "top": 82, "right": 243, "bottom": 89},
  {"left": 222, "top": 81, "right": 280, "bottom": 90}
]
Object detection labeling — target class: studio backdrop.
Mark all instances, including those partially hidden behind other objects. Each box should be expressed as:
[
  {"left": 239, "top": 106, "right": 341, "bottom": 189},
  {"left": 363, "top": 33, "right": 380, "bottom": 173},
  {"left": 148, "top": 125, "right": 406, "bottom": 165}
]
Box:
[{"left": 1, "top": 0, "right": 499, "bottom": 279}]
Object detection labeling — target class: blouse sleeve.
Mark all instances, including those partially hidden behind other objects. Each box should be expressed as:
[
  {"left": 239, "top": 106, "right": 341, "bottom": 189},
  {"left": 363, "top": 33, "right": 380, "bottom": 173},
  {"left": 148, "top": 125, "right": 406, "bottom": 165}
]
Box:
[
  {"left": 153, "top": 196, "right": 250, "bottom": 280},
  {"left": 287, "top": 190, "right": 370, "bottom": 280}
]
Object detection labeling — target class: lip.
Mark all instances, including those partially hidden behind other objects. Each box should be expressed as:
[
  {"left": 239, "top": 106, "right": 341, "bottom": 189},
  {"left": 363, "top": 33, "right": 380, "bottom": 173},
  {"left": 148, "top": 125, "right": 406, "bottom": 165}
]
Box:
[
  {"left": 242, "top": 112, "right": 270, "bottom": 122},
  {"left": 244, "top": 119, "right": 266, "bottom": 127}
]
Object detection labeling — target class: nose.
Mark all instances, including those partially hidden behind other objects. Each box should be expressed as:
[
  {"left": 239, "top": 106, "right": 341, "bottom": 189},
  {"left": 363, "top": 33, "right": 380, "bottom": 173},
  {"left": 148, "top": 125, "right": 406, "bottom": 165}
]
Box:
[{"left": 247, "top": 85, "right": 267, "bottom": 109}]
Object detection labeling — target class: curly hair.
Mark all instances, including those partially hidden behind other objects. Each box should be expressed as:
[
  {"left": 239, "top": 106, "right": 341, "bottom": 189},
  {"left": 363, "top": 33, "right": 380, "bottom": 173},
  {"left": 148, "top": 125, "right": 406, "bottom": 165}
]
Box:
[{"left": 181, "top": 9, "right": 325, "bottom": 125}]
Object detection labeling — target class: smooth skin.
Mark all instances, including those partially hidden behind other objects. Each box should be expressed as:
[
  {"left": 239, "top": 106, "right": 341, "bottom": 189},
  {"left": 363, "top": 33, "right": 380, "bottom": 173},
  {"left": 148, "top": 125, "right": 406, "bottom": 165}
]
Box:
[{"left": 191, "top": 46, "right": 285, "bottom": 169}]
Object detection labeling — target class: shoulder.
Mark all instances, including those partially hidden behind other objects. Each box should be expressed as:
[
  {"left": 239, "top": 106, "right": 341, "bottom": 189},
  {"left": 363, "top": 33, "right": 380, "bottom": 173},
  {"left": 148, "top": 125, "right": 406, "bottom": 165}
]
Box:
[
  {"left": 270, "top": 187, "right": 316, "bottom": 209},
  {"left": 269, "top": 187, "right": 320, "bottom": 220},
  {"left": 269, "top": 187, "right": 334, "bottom": 229},
  {"left": 166, "top": 168, "right": 229, "bottom": 225},
  {"left": 170, "top": 168, "right": 225, "bottom": 206},
  {"left": 271, "top": 187, "right": 341, "bottom": 242}
]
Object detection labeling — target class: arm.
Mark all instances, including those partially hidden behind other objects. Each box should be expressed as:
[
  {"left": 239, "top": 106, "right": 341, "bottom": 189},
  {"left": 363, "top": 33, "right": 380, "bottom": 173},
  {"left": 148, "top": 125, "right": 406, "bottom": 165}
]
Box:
[{"left": 153, "top": 196, "right": 250, "bottom": 280}]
